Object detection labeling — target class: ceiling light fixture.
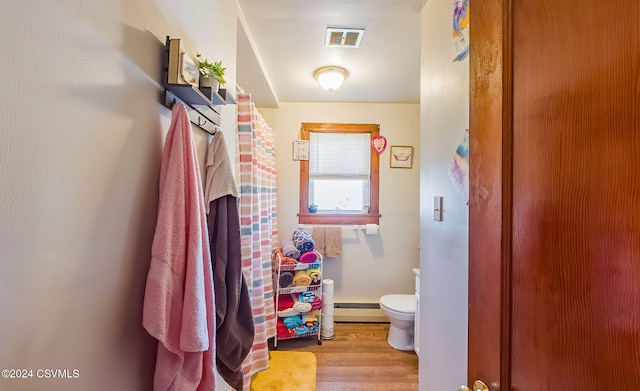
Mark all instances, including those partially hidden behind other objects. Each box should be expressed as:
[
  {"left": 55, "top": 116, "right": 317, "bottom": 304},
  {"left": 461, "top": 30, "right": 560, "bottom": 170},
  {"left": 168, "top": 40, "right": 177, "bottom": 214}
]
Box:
[{"left": 314, "top": 66, "right": 348, "bottom": 92}]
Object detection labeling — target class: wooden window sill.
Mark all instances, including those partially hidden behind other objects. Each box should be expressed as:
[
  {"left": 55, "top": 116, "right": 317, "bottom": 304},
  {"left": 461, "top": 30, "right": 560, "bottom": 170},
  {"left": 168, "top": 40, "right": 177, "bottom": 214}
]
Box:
[{"left": 298, "top": 213, "right": 381, "bottom": 225}]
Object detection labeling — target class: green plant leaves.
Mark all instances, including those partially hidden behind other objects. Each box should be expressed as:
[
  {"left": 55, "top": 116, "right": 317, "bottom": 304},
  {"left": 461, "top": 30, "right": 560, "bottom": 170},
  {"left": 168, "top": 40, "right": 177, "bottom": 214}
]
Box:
[{"left": 196, "top": 54, "right": 226, "bottom": 85}]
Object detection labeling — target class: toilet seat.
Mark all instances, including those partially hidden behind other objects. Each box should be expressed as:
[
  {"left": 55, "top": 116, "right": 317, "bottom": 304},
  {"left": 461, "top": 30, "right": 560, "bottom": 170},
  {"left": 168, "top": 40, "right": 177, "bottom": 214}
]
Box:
[
  {"left": 380, "top": 294, "right": 415, "bottom": 313},
  {"left": 379, "top": 294, "right": 416, "bottom": 351}
]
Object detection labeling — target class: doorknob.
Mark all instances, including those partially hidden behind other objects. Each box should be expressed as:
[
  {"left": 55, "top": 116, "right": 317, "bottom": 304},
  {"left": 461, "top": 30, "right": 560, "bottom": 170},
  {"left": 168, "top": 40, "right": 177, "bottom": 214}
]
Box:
[{"left": 459, "top": 380, "right": 490, "bottom": 391}]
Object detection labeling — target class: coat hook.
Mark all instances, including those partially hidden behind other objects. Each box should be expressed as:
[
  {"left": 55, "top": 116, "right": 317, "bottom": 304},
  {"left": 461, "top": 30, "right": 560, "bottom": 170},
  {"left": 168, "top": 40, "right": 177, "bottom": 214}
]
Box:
[{"left": 197, "top": 116, "right": 207, "bottom": 127}]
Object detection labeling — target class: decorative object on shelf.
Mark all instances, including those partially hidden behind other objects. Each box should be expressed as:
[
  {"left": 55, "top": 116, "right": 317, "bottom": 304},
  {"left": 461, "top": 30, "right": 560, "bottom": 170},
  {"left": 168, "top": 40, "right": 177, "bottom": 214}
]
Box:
[
  {"left": 308, "top": 204, "right": 318, "bottom": 213},
  {"left": 196, "top": 54, "right": 226, "bottom": 91},
  {"left": 390, "top": 145, "right": 414, "bottom": 168},
  {"left": 181, "top": 53, "right": 199, "bottom": 87},
  {"left": 314, "top": 66, "right": 348, "bottom": 92},
  {"left": 166, "top": 37, "right": 199, "bottom": 86},
  {"left": 199, "top": 77, "right": 217, "bottom": 91},
  {"left": 371, "top": 135, "right": 387, "bottom": 155}
]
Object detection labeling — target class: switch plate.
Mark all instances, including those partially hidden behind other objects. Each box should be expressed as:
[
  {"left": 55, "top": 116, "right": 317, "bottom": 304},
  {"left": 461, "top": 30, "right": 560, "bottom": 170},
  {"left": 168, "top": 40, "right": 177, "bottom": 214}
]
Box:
[{"left": 433, "top": 196, "right": 443, "bottom": 221}]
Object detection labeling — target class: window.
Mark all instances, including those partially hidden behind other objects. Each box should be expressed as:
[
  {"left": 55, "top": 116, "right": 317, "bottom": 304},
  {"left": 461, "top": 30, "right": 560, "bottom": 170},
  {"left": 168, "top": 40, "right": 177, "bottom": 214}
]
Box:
[
  {"left": 298, "top": 123, "right": 380, "bottom": 225},
  {"left": 309, "top": 132, "right": 370, "bottom": 213}
]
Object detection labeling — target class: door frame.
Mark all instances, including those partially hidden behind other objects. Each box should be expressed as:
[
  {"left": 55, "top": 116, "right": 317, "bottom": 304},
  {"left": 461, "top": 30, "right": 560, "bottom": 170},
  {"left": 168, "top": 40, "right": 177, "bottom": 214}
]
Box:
[{"left": 468, "top": 0, "right": 513, "bottom": 388}]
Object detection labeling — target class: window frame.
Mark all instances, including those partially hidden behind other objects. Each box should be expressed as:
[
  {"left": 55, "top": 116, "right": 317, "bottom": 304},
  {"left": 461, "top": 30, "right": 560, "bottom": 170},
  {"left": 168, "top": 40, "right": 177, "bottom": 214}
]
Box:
[{"left": 298, "top": 122, "right": 380, "bottom": 225}]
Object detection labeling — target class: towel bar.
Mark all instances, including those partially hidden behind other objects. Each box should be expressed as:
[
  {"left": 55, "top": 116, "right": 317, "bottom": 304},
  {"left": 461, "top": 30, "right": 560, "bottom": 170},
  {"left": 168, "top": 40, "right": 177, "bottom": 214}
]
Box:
[{"left": 298, "top": 224, "right": 379, "bottom": 231}]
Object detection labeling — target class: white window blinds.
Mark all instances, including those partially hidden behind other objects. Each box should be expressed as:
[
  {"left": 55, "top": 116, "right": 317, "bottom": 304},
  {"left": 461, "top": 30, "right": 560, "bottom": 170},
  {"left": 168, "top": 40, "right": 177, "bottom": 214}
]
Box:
[{"left": 309, "top": 133, "right": 371, "bottom": 179}]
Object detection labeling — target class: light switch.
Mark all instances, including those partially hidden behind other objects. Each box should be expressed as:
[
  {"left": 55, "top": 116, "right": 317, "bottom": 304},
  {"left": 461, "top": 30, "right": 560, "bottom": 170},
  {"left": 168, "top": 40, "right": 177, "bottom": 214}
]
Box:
[{"left": 433, "top": 196, "right": 443, "bottom": 221}]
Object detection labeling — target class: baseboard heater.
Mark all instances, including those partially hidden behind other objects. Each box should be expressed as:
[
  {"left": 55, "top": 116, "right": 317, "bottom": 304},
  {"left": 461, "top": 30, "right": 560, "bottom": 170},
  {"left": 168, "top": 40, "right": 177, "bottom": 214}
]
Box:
[{"left": 332, "top": 302, "right": 387, "bottom": 323}]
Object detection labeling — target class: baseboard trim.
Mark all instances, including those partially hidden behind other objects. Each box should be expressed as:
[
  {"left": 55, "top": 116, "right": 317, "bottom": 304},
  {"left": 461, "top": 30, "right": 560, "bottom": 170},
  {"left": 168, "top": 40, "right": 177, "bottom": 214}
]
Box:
[{"left": 331, "top": 302, "right": 386, "bottom": 323}]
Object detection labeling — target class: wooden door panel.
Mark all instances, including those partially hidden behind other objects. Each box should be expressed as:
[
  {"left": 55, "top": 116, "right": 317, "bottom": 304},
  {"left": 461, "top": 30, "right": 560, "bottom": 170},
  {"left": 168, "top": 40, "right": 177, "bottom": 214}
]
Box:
[
  {"left": 511, "top": 0, "right": 640, "bottom": 388},
  {"left": 470, "top": 0, "right": 640, "bottom": 389}
]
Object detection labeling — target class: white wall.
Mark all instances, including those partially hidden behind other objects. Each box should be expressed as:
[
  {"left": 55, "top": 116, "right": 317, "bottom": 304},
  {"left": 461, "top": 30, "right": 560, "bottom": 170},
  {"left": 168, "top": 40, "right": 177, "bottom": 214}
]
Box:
[
  {"left": 419, "top": 0, "right": 470, "bottom": 389},
  {"left": 260, "top": 102, "right": 420, "bottom": 303},
  {"left": 0, "top": 1, "right": 237, "bottom": 390}
]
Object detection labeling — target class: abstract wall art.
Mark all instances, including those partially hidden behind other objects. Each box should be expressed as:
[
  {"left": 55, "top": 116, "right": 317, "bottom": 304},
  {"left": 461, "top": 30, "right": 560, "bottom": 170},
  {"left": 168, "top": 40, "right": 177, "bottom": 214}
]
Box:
[{"left": 448, "top": 128, "right": 469, "bottom": 204}]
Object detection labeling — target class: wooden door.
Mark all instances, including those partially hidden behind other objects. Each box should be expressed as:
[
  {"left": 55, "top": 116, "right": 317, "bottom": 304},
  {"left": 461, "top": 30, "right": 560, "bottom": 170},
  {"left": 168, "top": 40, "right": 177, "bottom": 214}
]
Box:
[{"left": 469, "top": 0, "right": 640, "bottom": 390}]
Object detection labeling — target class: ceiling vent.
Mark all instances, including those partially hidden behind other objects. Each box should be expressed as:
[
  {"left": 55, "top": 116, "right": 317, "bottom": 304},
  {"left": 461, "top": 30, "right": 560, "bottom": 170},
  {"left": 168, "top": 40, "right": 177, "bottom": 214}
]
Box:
[{"left": 325, "top": 28, "right": 365, "bottom": 48}]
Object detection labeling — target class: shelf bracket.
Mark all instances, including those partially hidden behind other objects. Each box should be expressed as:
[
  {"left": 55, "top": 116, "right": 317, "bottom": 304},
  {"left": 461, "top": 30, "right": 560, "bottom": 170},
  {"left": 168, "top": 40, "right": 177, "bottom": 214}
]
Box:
[{"left": 164, "top": 90, "right": 219, "bottom": 136}]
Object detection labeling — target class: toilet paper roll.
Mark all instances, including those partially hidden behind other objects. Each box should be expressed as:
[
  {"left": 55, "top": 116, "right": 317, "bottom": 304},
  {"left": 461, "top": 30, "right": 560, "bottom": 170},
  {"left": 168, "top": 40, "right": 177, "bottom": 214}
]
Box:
[
  {"left": 321, "top": 306, "right": 334, "bottom": 317},
  {"left": 322, "top": 279, "right": 334, "bottom": 295},
  {"left": 322, "top": 317, "right": 334, "bottom": 327},
  {"left": 365, "top": 224, "right": 378, "bottom": 235},
  {"left": 321, "top": 322, "right": 335, "bottom": 340}
]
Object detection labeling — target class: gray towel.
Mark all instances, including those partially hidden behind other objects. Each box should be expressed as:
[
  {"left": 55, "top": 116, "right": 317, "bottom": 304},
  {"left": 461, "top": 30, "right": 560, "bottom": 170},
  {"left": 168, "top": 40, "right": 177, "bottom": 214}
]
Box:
[
  {"left": 280, "top": 238, "right": 300, "bottom": 259},
  {"left": 279, "top": 271, "right": 294, "bottom": 288},
  {"left": 208, "top": 195, "right": 254, "bottom": 391}
]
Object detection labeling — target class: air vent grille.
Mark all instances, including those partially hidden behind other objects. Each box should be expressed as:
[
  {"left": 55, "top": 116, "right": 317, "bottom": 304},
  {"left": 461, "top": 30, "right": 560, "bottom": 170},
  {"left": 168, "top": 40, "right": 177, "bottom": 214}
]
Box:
[{"left": 325, "top": 28, "right": 365, "bottom": 48}]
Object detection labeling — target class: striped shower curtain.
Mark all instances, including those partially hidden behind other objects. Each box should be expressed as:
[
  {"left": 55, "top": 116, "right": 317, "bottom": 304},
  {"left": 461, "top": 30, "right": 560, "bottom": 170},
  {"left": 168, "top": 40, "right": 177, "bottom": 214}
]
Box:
[{"left": 236, "top": 93, "right": 277, "bottom": 390}]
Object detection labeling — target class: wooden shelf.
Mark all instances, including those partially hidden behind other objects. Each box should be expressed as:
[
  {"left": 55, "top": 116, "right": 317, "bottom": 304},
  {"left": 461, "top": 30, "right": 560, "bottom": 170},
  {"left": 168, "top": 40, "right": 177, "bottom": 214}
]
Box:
[
  {"left": 198, "top": 86, "right": 226, "bottom": 106},
  {"left": 163, "top": 36, "right": 236, "bottom": 135},
  {"left": 218, "top": 89, "right": 237, "bottom": 104},
  {"left": 167, "top": 83, "right": 209, "bottom": 105},
  {"left": 166, "top": 83, "right": 228, "bottom": 106}
]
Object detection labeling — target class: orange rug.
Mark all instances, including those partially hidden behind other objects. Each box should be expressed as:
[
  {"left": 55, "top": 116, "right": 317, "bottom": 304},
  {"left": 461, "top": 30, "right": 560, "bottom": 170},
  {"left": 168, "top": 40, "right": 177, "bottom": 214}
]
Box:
[{"left": 250, "top": 351, "right": 316, "bottom": 391}]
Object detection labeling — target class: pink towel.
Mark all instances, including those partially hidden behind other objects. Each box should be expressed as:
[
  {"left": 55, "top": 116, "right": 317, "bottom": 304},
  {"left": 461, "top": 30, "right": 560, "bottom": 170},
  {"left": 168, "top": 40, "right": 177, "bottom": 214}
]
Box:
[
  {"left": 143, "top": 103, "right": 216, "bottom": 391},
  {"left": 299, "top": 251, "right": 317, "bottom": 264}
]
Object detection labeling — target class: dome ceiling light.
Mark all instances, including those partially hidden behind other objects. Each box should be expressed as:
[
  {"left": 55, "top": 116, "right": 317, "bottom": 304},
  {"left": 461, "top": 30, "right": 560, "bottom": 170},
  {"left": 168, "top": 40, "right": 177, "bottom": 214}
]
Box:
[{"left": 313, "top": 66, "right": 348, "bottom": 92}]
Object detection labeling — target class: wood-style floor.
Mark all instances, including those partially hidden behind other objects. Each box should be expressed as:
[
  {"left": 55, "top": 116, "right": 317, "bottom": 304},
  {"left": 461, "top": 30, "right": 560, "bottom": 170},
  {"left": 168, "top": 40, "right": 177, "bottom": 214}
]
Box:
[{"left": 273, "top": 322, "right": 419, "bottom": 391}]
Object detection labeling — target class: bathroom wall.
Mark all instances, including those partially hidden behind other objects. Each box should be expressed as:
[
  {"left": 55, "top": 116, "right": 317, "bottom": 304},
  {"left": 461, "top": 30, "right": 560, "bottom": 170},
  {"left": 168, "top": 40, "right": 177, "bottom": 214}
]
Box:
[
  {"left": 418, "top": 0, "right": 470, "bottom": 389},
  {"left": 0, "top": 1, "right": 238, "bottom": 390},
  {"left": 260, "top": 102, "right": 420, "bottom": 303}
]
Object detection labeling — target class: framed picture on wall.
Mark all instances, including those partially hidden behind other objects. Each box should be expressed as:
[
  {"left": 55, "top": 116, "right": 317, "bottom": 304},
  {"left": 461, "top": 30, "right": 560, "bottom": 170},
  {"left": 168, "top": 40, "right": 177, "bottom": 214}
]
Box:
[{"left": 390, "top": 146, "right": 413, "bottom": 168}]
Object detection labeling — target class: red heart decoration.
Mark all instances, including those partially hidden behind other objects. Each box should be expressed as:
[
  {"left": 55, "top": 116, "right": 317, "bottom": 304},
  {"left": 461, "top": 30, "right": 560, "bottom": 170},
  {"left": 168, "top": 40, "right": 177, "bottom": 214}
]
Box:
[{"left": 371, "top": 135, "right": 387, "bottom": 155}]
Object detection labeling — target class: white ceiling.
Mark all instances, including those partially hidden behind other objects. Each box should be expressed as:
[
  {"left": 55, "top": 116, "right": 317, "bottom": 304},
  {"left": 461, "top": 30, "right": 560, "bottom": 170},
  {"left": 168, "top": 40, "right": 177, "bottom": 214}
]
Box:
[{"left": 236, "top": 0, "right": 427, "bottom": 108}]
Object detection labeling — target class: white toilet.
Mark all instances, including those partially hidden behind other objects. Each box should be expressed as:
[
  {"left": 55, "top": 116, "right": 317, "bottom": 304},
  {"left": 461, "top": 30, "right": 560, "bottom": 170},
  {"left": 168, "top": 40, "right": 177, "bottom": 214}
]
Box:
[{"left": 379, "top": 294, "right": 416, "bottom": 351}]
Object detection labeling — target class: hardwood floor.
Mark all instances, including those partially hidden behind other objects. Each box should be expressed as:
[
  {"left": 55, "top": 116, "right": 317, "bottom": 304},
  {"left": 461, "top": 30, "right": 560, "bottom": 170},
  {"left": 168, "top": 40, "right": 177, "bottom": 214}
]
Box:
[{"left": 273, "top": 322, "right": 419, "bottom": 391}]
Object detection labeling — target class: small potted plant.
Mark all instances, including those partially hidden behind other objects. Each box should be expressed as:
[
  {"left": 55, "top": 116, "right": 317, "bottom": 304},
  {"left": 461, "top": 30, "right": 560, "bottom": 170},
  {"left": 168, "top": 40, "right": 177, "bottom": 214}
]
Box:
[{"left": 196, "top": 53, "right": 226, "bottom": 91}]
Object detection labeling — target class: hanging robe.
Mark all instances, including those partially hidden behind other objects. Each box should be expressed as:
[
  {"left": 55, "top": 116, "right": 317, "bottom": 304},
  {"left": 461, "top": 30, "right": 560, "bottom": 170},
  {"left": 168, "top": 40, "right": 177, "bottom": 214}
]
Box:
[{"left": 142, "top": 103, "right": 216, "bottom": 391}]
